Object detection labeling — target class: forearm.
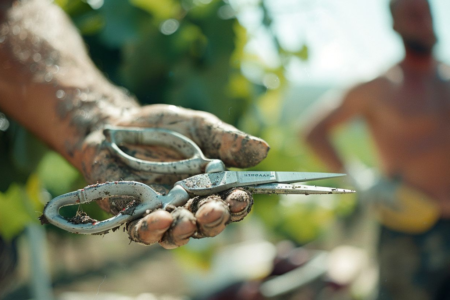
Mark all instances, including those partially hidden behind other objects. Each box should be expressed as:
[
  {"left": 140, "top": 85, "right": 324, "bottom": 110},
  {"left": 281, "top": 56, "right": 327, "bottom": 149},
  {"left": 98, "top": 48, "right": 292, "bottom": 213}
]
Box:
[
  {"left": 304, "top": 128, "right": 345, "bottom": 173},
  {"left": 0, "top": 0, "right": 139, "bottom": 170}
]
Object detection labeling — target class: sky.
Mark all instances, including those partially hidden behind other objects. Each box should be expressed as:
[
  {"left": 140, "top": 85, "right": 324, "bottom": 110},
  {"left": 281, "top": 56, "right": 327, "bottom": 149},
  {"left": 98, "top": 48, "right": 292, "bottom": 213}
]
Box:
[{"left": 236, "top": 0, "right": 450, "bottom": 86}]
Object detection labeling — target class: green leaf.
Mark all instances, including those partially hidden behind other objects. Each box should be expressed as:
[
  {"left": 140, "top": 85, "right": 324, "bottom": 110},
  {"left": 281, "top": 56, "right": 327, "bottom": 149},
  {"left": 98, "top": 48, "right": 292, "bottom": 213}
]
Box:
[
  {"left": 75, "top": 11, "right": 105, "bottom": 35},
  {"left": 0, "top": 184, "right": 33, "bottom": 241},
  {"left": 56, "top": 0, "right": 93, "bottom": 16},
  {"left": 129, "top": 0, "right": 181, "bottom": 20},
  {"left": 37, "top": 152, "right": 81, "bottom": 196},
  {"left": 295, "top": 44, "right": 309, "bottom": 61},
  {"left": 11, "top": 125, "right": 48, "bottom": 175},
  {"left": 98, "top": 0, "right": 143, "bottom": 47},
  {"left": 25, "top": 174, "right": 45, "bottom": 213},
  {"left": 173, "top": 245, "right": 214, "bottom": 271}
]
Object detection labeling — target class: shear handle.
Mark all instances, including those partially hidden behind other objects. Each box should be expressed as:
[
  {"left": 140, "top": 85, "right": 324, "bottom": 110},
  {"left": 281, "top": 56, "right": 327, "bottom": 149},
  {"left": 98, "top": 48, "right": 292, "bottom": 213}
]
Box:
[
  {"left": 44, "top": 182, "right": 158, "bottom": 234},
  {"left": 43, "top": 181, "right": 191, "bottom": 235},
  {"left": 104, "top": 126, "right": 225, "bottom": 174}
]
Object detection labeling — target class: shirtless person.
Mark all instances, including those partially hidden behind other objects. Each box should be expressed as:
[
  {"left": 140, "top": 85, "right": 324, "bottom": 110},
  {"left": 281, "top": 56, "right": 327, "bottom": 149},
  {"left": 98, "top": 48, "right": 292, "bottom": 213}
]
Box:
[
  {"left": 0, "top": 0, "right": 269, "bottom": 250},
  {"left": 304, "top": 0, "right": 450, "bottom": 299}
]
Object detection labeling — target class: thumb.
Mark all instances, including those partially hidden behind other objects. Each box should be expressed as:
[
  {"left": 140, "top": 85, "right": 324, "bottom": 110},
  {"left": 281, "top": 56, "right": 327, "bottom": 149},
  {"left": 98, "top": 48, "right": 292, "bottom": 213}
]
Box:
[
  {"left": 191, "top": 111, "right": 270, "bottom": 168},
  {"left": 117, "top": 104, "right": 270, "bottom": 168}
]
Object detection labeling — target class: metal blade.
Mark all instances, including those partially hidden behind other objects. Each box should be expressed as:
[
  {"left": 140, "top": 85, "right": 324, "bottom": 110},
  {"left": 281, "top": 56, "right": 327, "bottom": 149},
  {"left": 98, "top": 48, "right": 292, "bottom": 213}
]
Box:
[
  {"left": 244, "top": 183, "right": 355, "bottom": 195},
  {"left": 176, "top": 171, "right": 348, "bottom": 196},
  {"left": 236, "top": 171, "right": 346, "bottom": 185}
]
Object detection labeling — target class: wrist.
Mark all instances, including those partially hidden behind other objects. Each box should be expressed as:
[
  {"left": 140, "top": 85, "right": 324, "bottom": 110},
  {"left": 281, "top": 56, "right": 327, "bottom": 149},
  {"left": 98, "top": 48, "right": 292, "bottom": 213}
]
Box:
[
  {"left": 61, "top": 86, "right": 140, "bottom": 172},
  {"left": 64, "top": 85, "right": 140, "bottom": 131}
]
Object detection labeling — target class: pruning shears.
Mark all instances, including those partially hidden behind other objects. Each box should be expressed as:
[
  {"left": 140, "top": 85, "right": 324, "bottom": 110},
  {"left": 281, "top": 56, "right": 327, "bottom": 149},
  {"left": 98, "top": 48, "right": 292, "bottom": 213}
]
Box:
[{"left": 43, "top": 126, "right": 354, "bottom": 234}]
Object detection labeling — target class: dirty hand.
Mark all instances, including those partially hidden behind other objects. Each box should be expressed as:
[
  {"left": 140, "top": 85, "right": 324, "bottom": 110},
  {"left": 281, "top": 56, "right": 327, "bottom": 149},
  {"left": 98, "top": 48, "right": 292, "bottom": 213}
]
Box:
[{"left": 79, "top": 104, "right": 270, "bottom": 249}]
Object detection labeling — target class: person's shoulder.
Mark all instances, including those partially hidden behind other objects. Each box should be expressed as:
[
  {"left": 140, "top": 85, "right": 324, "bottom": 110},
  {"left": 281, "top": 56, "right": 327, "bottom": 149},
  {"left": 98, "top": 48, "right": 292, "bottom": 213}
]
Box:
[
  {"left": 346, "top": 75, "right": 389, "bottom": 98},
  {"left": 376, "top": 65, "right": 403, "bottom": 86},
  {"left": 438, "top": 62, "right": 450, "bottom": 83},
  {"left": 347, "top": 66, "right": 397, "bottom": 94},
  {"left": 338, "top": 67, "right": 397, "bottom": 111}
]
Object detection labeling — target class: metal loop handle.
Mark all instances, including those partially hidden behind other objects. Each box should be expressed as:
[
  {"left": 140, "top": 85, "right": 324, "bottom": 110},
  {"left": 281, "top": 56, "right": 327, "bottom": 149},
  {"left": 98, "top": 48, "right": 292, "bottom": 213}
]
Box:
[
  {"left": 43, "top": 181, "right": 191, "bottom": 235},
  {"left": 104, "top": 126, "right": 225, "bottom": 174}
]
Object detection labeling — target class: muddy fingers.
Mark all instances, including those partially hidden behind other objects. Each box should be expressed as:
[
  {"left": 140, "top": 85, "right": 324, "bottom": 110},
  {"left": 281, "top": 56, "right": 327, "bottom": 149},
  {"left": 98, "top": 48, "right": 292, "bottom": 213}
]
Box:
[
  {"left": 192, "top": 113, "right": 270, "bottom": 168},
  {"left": 194, "top": 195, "right": 231, "bottom": 238},
  {"left": 190, "top": 189, "right": 253, "bottom": 238},
  {"left": 127, "top": 189, "right": 253, "bottom": 248},
  {"left": 159, "top": 208, "right": 197, "bottom": 249},
  {"left": 223, "top": 189, "right": 253, "bottom": 222},
  {"left": 128, "top": 210, "right": 173, "bottom": 246},
  {"left": 114, "top": 104, "right": 270, "bottom": 169}
]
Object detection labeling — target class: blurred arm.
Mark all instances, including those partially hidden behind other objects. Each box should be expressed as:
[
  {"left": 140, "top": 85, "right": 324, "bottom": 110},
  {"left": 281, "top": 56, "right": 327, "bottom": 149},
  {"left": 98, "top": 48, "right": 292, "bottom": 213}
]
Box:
[
  {"left": 302, "top": 85, "right": 369, "bottom": 172},
  {"left": 0, "top": 0, "right": 139, "bottom": 171}
]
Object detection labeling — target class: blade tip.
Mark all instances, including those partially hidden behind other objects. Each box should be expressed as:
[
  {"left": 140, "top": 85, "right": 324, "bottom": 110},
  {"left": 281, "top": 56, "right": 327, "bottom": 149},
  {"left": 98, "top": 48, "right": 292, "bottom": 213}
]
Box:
[
  {"left": 336, "top": 189, "right": 356, "bottom": 194},
  {"left": 331, "top": 173, "right": 347, "bottom": 177}
]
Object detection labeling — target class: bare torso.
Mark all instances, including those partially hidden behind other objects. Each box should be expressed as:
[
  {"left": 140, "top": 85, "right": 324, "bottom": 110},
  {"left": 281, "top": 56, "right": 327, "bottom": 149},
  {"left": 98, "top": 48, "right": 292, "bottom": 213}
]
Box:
[{"left": 363, "top": 64, "right": 450, "bottom": 216}]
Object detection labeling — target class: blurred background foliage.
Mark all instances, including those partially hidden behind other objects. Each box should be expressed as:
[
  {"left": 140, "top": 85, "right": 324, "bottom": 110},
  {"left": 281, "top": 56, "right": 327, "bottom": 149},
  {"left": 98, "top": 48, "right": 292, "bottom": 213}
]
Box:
[{"left": 0, "top": 0, "right": 368, "bottom": 272}]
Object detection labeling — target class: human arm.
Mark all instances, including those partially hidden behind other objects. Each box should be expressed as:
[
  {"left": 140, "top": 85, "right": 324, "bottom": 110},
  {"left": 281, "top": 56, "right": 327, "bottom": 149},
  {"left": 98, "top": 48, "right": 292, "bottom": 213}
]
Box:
[
  {"left": 302, "top": 85, "right": 370, "bottom": 172},
  {"left": 0, "top": 0, "right": 270, "bottom": 248}
]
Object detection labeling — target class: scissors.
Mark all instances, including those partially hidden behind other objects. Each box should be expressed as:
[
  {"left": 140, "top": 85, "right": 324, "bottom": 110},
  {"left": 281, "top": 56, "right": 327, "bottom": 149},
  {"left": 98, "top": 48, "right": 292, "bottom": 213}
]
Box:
[{"left": 43, "top": 126, "right": 354, "bottom": 235}]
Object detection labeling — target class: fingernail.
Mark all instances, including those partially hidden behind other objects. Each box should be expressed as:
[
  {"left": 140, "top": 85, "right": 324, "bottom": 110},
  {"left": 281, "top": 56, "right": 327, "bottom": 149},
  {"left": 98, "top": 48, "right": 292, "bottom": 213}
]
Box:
[
  {"left": 202, "top": 214, "right": 225, "bottom": 229},
  {"left": 225, "top": 190, "right": 250, "bottom": 213},
  {"left": 228, "top": 199, "right": 248, "bottom": 213},
  {"left": 196, "top": 202, "right": 228, "bottom": 226}
]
